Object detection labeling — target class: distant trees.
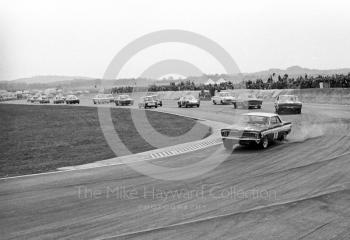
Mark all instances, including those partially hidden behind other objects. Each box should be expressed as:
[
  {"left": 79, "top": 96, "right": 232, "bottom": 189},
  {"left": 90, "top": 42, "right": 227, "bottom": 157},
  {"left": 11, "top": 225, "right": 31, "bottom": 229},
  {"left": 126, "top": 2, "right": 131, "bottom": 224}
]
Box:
[{"left": 110, "top": 73, "right": 350, "bottom": 93}]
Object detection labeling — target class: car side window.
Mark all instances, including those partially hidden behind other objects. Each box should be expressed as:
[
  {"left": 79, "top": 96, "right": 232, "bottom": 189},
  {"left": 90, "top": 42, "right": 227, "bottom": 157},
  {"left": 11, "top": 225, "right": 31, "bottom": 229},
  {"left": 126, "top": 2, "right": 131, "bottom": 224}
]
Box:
[
  {"left": 270, "top": 116, "right": 281, "bottom": 125},
  {"left": 270, "top": 117, "right": 278, "bottom": 125},
  {"left": 276, "top": 116, "right": 282, "bottom": 123}
]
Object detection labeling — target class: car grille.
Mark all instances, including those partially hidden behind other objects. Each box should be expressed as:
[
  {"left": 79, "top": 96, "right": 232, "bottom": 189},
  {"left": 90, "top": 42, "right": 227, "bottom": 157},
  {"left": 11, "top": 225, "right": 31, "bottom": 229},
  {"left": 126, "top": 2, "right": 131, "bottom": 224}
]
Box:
[
  {"left": 242, "top": 132, "right": 258, "bottom": 138},
  {"left": 248, "top": 100, "right": 261, "bottom": 105}
]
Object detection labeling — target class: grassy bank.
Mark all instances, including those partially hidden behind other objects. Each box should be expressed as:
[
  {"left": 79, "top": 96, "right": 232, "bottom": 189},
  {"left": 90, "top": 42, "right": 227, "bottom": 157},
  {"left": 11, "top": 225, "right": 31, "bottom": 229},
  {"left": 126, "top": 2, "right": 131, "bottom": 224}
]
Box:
[{"left": 0, "top": 104, "right": 210, "bottom": 177}]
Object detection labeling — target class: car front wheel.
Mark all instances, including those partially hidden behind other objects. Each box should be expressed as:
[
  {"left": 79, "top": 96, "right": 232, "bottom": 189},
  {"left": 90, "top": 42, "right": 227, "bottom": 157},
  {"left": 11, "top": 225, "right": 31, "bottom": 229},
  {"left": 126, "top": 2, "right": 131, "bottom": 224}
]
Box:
[{"left": 260, "top": 136, "right": 269, "bottom": 149}]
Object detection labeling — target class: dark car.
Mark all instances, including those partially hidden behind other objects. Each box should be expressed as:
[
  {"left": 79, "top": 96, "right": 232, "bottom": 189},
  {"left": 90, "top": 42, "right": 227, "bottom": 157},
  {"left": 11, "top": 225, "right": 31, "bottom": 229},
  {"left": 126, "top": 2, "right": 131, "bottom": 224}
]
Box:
[
  {"left": 220, "top": 112, "right": 292, "bottom": 150},
  {"left": 275, "top": 95, "right": 302, "bottom": 114},
  {"left": 236, "top": 94, "right": 262, "bottom": 109},
  {"left": 138, "top": 96, "right": 157, "bottom": 109},
  {"left": 65, "top": 95, "right": 80, "bottom": 104},
  {"left": 115, "top": 94, "right": 134, "bottom": 106},
  {"left": 177, "top": 95, "right": 200, "bottom": 108}
]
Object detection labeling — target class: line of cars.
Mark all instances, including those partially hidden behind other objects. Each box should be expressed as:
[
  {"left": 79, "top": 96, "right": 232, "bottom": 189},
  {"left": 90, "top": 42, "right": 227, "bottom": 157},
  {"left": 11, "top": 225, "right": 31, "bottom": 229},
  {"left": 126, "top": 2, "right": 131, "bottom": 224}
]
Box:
[
  {"left": 211, "top": 91, "right": 263, "bottom": 109},
  {"left": 27, "top": 94, "right": 80, "bottom": 104},
  {"left": 210, "top": 91, "right": 302, "bottom": 114},
  {"left": 91, "top": 93, "right": 163, "bottom": 109}
]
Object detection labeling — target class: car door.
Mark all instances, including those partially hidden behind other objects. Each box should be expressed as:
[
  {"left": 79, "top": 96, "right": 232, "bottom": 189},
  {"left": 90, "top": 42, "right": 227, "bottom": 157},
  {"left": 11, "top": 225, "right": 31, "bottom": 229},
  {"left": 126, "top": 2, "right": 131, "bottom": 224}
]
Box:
[{"left": 270, "top": 116, "right": 282, "bottom": 140}]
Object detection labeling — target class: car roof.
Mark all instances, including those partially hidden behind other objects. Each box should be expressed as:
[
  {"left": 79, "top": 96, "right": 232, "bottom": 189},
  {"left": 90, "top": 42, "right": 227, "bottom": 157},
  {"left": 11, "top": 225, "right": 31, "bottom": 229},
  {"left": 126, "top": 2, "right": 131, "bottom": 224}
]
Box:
[{"left": 242, "top": 112, "right": 278, "bottom": 118}]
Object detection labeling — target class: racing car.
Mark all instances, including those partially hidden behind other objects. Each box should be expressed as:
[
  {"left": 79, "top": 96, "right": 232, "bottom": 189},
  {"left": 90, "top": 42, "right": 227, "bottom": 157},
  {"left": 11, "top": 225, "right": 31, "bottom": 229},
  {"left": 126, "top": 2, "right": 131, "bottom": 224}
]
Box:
[
  {"left": 65, "top": 95, "right": 80, "bottom": 104},
  {"left": 177, "top": 95, "right": 200, "bottom": 108},
  {"left": 236, "top": 94, "right": 263, "bottom": 109},
  {"left": 146, "top": 93, "right": 163, "bottom": 107},
  {"left": 211, "top": 91, "right": 236, "bottom": 105},
  {"left": 38, "top": 95, "right": 50, "bottom": 104},
  {"left": 53, "top": 95, "right": 65, "bottom": 104},
  {"left": 92, "top": 94, "right": 114, "bottom": 104},
  {"left": 221, "top": 112, "right": 292, "bottom": 150},
  {"left": 115, "top": 94, "right": 134, "bottom": 106},
  {"left": 275, "top": 95, "right": 302, "bottom": 114},
  {"left": 138, "top": 96, "right": 157, "bottom": 109}
]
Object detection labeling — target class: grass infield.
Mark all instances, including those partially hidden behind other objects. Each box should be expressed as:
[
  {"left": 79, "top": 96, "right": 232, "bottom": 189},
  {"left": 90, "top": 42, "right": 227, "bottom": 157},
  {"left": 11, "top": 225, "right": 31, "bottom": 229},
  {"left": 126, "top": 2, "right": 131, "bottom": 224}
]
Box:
[{"left": 0, "top": 104, "right": 210, "bottom": 177}]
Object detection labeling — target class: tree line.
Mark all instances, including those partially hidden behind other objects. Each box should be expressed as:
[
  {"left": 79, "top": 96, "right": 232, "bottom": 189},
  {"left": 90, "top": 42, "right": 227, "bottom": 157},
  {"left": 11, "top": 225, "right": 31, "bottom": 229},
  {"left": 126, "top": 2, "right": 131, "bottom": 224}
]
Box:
[{"left": 111, "top": 80, "right": 234, "bottom": 93}]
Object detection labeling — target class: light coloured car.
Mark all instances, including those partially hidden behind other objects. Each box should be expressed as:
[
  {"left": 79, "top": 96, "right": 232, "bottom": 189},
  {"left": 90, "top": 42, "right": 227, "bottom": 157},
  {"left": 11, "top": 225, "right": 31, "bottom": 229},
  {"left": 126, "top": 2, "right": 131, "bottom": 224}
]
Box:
[
  {"left": 53, "top": 95, "right": 65, "bottom": 104},
  {"left": 38, "top": 95, "right": 50, "bottom": 104},
  {"left": 92, "top": 94, "right": 112, "bottom": 104},
  {"left": 177, "top": 95, "right": 200, "bottom": 108},
  {"left": 212, "top": 91, "right": 236, "bottom": 105},
  {"left": 28, "top": 95, "right": 40, "bottom": 103},
  {"left": 221, "top": 112, "right": 292, "bottom": 150},
  {"left": 236, "top": 94, "right": 263, "bottom": 109},
  {"left": 138, "top": 96, "right": 157, "bottom": 109},
  {"left": 65, "top": 95, "right": 80, "bottom": 104}
]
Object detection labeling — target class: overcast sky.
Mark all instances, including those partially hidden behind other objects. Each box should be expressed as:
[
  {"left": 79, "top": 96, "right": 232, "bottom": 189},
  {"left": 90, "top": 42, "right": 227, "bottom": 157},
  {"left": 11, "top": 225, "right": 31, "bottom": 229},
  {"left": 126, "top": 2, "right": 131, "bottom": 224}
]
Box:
[{"left": 1, "top": 0, "right": 350, "bottom": 80}]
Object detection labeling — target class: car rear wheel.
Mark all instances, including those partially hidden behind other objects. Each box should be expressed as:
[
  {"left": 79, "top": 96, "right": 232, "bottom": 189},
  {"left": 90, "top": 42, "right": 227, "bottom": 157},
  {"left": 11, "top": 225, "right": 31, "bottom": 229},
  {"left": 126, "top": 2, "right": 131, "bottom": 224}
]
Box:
[{"left": 213, "top": 100, "right": 216, "bottom": 105}]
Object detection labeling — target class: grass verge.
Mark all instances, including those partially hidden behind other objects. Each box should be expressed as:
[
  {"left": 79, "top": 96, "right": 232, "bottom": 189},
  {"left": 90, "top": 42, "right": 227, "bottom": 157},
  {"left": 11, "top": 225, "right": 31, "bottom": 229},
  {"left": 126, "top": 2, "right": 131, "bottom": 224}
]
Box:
[{"left": 0, "top": 104, "right": 210, "bottom": 177}]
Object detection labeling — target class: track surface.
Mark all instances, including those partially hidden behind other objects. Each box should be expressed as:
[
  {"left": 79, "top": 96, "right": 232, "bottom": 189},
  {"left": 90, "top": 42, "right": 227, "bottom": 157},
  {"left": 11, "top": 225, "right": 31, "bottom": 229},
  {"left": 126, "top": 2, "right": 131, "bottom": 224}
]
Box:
[{"left": 1, "top": 100, "right": 350, "bottom": 239}]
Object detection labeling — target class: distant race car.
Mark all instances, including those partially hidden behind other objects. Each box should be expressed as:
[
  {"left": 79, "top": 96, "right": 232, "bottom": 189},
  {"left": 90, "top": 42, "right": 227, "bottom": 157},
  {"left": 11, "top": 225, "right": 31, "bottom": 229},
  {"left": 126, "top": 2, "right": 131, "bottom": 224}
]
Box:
[
  {"left": 28, "top": 96, "right": 40, "bottom": 103},
  {"left": 53, "top": 95, "right": 65, "bottom": 104},
  {"left": 65, "top": 95, "right": 80, "bottom": 104},
  {"left": 115, "top": 94, "right": 134, "bottom": 106},
  {"left": 138, "top": 96, "right": 157, "bottom": 109},
  {"left": 38, "top": 95, "right": 50, "bottom": 104},
  {"left": 151, "top": 95, "right": 163, "bottom": 107},
  {"left": 236, "top": 94, "right": 263, "bottom": 109},
  {"left": 177, "top": 95, "right": 200, "bottom": 108},
  {"left": 92, "top": 94, "right": 113, "bottom": 104},
  {"left": 212, "top": 91, "right": 236, "bottom": 106},
  {"left": 220, "top": 112, "right": 292, "bottom": 150},
  {"left": 275, "top": 95, "right": 302, "bottom": 114}
]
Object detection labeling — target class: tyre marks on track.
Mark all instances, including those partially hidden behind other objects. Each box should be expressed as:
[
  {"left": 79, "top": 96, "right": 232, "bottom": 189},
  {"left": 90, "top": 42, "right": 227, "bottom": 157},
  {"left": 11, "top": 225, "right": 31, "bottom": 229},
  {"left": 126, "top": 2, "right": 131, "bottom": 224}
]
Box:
[{"left": 149, "top": 138, "right": 222, "bottom": 159}]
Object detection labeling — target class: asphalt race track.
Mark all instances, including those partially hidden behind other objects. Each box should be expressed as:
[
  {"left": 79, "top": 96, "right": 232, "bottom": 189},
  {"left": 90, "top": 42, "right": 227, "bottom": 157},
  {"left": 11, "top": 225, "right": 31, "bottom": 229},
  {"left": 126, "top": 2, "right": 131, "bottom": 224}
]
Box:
[{"left": 1, "top": 100, "right": 350, "bottom": 240}]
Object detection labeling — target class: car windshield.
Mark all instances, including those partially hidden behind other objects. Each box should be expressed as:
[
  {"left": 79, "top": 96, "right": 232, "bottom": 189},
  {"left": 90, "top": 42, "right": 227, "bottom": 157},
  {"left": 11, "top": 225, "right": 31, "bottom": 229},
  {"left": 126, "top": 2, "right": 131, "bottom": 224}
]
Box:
[
  {"left": 279, "top": 95, "right": 298, "bottom": 101},
  {"left": 239, "top": 115, "right": 269, "bottom": 125},
  {"left": 119, "top": 95, "right": 129, "bottom": 99},
  {"left": 184, "top": 96, "right": 196, "bottom": 100},
  {"left": 219, "top": 92, "right": 230, "bottom": 97},
  {"left": 145, "top": 97, "right": 153, "bottom": 101}
]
